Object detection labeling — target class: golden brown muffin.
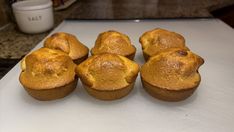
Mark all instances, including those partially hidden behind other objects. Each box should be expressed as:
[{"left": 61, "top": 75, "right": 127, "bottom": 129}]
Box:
[
  {"left": 139, "top": 28, "right": 188, "bottom": 61},
  {"left": 91, "top": 30, "right": 136, "bottom": 60},
  {"left": 76, "top": 53, "right": 139, "bottom": 100},
  {"left": 19, "top": 48, "right": 77, "bottom": 101},
  {"left": 44, "top": 32, "right": 89, "bottom": 64},
  {"left": 140, "top": 48, "right": 204, "bottom": 101}
]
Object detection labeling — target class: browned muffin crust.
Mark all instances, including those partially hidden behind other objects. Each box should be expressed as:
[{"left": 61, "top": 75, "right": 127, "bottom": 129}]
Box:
[
  {"left": 23, "top": 78, "right": 78, "bottom": 101},
  {"left": 44, "top": 32, "right": 89, "bottom": 64},
  {"left": 139, "top": 28, "right": 188, "bottom": 61},
  {"left": 140, "top": 48, "right": 204, "bottom": 101},
  {"left": 76, "top": 53, "right": 139, "bottom": 100},
  {"left": 83, "top": 82, "right": 134, "bottom": 100},
  {"left": 91, "top": 30, "right": 136, "bottom": 60},
  {"left": 19, "top": 48, "right": 77, "bottom": 101}
]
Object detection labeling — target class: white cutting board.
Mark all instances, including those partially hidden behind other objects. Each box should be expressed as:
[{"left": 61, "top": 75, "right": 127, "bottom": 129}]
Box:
[{"left": 1, "top": 19, "right": 234, "bottom": 132}]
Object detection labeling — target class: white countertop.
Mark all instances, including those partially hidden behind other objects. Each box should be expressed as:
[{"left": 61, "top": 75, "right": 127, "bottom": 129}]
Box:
[{"left": 1, "top": 19, "right": 234, "bottom": 132}]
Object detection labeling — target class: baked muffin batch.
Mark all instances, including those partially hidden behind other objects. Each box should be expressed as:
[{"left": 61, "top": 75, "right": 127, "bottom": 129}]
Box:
[{"left": 19, "top": 29, "right": 204, "bottom": 102}]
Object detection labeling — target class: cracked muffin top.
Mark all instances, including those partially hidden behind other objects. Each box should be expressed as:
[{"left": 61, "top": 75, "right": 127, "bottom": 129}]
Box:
[
  {"left": 141, "top": 48, "right": 204, "bottom": 90},
  {"left": 91, "top": 30, "right": 136, "bottom": 57},
  {"left": 140, "top": 28, "right": 188, "bottom": 58},
  {"left": 20, "top": 48, "right": 76, "bottom": 89},
  {"left": 76, "top": 53, "right": 139, "bottom": 90},
  {"left": 44, "top": 32, "right": 89, "bottom": 60}
]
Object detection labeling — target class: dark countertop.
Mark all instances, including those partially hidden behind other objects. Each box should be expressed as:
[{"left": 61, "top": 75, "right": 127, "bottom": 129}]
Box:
[
  {"left": 0, "top": 3, "right": 78, "bottom": 59},
  {"left": 1, "top": 0, "right": 234, "bottom": 59},
  {"left": 68, "top": 0, "right": 213, "bottom": 19},
  {"left": 68, "top": 0, "right": 234, "bottom": 19},
  {"left": 0, "top": 0, "right": 234, "bottom": 78}
]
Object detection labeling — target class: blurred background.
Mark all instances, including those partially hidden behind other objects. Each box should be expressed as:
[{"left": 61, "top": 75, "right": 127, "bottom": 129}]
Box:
[{"left": 0, "top": 0, "right": 234, "bottom": 78}]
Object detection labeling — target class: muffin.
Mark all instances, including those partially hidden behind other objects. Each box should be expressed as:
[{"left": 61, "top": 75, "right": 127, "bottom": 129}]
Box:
[
  {"left": 91, "top": 30, "right": 136, "bottom": 60},
  {"left": 76, "top": 53, "right": 139, "bottom": 100},
  {"left": 44, "top": 32, "right": 89, "bottom": 64},
  {"left": 140, "top": 48, "right": 204, "bottom": 101},
  {"left": 19, "top": 48, "right": 77, "bottom": 101},
  {"left": 139, "top": 28, "right": 188, "bottom": 61}
]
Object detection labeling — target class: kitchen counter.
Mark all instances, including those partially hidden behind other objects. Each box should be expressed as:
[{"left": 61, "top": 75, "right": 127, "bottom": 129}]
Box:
[
  {"left": 0, "top": 0, "right": 234, "bottom": 78},
  {"left": 0, "top": 2, "right": 78, "bottom": 59},
  {"left": 1, "top": 0, "right": 234, "bottom": 59},
  {"left": 2, "top": 19, "right": 234, "bottom": 132}
]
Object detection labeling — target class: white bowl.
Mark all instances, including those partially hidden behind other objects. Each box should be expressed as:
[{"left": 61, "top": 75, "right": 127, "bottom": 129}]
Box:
[{"left": 12, "top": 0, "right": 54, "bottom": 34}]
